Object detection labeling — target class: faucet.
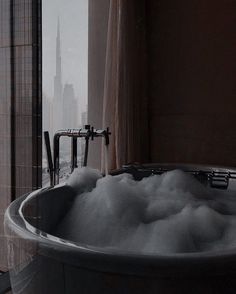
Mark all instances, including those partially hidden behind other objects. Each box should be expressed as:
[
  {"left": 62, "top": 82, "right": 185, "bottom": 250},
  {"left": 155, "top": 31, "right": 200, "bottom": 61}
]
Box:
[{"left": 44, "top": 125, "right": 111, "bottom": 186}]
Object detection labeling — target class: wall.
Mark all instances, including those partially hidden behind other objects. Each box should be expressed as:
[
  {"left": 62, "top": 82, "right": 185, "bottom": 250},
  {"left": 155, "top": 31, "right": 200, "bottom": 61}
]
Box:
[
  {"left": 88, "top": 0, "right": 236, "bottom": 168},
  {"left": 0, "top": 0, "right": 42, "bottom": 270},
  {"left": 147, "top": 0, "right": 236, "bottom": 166}
]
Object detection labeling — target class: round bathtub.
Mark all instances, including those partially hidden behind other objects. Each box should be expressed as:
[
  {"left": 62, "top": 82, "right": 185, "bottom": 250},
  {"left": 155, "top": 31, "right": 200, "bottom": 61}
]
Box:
[{"left": 5, "top": 164, "right": 236, "bottom": 294}]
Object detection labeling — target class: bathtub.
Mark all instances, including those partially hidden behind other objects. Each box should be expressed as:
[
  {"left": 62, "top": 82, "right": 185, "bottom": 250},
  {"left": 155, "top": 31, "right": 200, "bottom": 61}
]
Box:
[{"left": 4, "top": 164, "right": 236, "bottom": 294}]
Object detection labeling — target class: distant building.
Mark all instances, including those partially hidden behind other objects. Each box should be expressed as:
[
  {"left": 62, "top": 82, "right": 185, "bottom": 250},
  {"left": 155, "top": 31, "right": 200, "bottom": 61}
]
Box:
[
  {"left": 81, "top": 109, "right": 88, "bottom": 127},
  {"left": 53, "top": 19, "right": 79, "bottom": 132},
  {"left": 63, "top": 83, "right": 78, "bottom": 128},
  {"left": 53, "top": 18, "right": 63, "bottom": 132},
  {"left": 43, "top": 94, "right": 53, "bottom": 135}
]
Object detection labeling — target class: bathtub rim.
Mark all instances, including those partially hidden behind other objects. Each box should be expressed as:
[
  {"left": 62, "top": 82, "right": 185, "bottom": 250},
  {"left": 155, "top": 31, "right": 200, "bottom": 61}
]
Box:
[{"left": 5, "top": 163, "right": 236, "bottom": 277}]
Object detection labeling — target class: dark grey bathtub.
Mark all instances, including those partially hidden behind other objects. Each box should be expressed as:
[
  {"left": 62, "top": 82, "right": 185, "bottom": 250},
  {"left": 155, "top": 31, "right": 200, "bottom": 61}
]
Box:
[{"left": 4, "top": 164, "right": 236, "bottom": 294}]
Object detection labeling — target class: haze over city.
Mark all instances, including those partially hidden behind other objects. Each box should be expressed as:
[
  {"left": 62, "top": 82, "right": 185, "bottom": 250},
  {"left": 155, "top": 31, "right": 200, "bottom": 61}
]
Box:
[{"left": 42, "top": 0, "right": 88, "bottom": 116}]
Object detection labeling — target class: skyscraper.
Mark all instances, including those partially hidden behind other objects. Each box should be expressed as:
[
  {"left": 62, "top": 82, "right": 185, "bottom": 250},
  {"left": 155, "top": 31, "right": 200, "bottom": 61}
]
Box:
[
  {"left": 54, "top": 18, "right": 63, "bottom": 102},
  {"left": 53, "top": 18, "right": 63, "bottom": 131},
  {"left": 43, "top": 94, "right": 53, "bottom": 135},
  {"left": 63, "top": 83, "right": 78, "bottom": 129}
]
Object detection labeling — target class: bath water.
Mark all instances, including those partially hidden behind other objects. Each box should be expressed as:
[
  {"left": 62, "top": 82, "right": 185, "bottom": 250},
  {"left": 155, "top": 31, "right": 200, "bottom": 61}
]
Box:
[{"left": 55, "top": 167, "right": 236, "bottom": 254}]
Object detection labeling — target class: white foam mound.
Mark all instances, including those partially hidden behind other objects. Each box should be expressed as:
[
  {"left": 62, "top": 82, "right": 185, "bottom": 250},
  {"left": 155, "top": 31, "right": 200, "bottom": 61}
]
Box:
[{"left": 55, "top": 168, "right": 236, "bottom": 254}]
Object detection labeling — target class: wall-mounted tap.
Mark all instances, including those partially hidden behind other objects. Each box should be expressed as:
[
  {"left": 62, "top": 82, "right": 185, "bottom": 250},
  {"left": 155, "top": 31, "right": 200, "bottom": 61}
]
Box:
[{"left": 44, "top": 125, "right": 111, "bottom": 186}]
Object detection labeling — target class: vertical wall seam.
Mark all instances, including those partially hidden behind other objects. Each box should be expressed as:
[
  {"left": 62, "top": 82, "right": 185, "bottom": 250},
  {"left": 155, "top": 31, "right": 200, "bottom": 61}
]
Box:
[
  {"left": 32, "top": 0, "right": 42, "bottom": 190},
  {"left": 10, "top": 0, "right": 16, "bottom": 201}
]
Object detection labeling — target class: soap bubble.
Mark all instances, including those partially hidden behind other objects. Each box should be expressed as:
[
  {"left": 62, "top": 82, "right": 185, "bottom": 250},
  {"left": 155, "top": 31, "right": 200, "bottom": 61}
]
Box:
[{"left": 55, "top": 168, "right": 236, "bottom": 254}]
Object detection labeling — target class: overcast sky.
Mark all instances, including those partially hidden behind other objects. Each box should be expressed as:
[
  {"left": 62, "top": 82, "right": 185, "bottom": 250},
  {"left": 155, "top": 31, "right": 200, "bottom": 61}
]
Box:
[{"left": 42, "top": 0, "right": 88, "bottom": 112}]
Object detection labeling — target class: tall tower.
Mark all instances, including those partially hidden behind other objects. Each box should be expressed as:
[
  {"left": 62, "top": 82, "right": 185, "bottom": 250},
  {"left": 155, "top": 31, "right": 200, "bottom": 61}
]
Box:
[
  {"left": 54, "top": 18, "right": 62, "bottom": 101},
  {"left": 63, "top": 83, "right": 78, "bottom": 129},
  {"left": 53, "top": 18, "right": 63, "bottom": 131}
]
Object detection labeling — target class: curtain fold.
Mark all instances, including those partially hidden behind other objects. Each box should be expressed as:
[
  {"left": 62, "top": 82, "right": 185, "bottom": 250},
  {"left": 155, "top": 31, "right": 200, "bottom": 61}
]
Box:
[{"left": 102, "top": 0, "right": 149, "bottom": 171}]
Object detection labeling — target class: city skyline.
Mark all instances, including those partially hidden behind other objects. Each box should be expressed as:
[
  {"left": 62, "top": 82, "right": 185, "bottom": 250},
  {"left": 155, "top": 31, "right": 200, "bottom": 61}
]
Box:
[
  {"left": 42, "top": 0, "right": 88, "bottom": 114},
  {"left": 43, "top": 18, "right": 86, "bottom": 134},
  {"left": 43, "top": 16, "right": 87, "bottom": 176}
]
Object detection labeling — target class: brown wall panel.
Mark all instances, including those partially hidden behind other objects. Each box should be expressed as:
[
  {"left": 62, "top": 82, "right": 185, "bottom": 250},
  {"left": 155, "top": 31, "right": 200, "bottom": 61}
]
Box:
[
  {"left": 0, "top": 0, "right": 42, "bottom": 270},
  {"left": 147, "top": 0, "right": 236, "bottom": 166}
]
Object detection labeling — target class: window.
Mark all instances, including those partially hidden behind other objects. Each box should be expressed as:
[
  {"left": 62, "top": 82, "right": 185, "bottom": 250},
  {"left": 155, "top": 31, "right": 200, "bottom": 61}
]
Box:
[{"left": 42, "top": 0, "right": 88, "bottom": 184}]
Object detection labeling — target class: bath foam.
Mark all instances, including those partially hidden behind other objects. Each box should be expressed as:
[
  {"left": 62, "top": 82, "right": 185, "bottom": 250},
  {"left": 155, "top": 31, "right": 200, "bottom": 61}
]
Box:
[{"left": 55, "top": 168, "right": 236, "bottom": 254}]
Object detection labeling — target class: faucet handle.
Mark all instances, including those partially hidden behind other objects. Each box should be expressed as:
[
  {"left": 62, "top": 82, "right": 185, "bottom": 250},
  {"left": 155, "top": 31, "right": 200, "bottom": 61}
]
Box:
[
  {"left": 91, "top": 126, "right": 94, "bottom": 141},
  {"left": 106, "top": 127, "right": 111, "bottom": 135},
  {"left": 44, "top": 131, "right": 54, "bottom": 186}
]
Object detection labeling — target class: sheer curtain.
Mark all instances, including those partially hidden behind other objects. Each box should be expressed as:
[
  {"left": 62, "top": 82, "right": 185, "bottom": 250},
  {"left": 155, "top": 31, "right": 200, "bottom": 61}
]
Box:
[{"left": 102, "top": 0, "right": 149, "bottom": 171}]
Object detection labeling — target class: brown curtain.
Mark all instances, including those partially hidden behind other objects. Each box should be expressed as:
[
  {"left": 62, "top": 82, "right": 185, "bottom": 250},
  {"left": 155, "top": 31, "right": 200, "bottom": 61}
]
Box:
[{"left": 102, "top": 0, "right": 149, "bottom": 171}]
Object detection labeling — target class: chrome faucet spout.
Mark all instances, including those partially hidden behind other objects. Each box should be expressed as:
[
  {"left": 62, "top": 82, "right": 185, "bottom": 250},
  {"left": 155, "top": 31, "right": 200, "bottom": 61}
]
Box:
[{"left": 48, "top": 125, "right": 111, "bottom": 186}]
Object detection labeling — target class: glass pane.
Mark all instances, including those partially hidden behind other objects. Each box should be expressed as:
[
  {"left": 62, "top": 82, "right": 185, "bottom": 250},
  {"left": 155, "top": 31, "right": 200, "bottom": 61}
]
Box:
[{"left": 42, "top": 0, "right": 88, "bottom": 185}]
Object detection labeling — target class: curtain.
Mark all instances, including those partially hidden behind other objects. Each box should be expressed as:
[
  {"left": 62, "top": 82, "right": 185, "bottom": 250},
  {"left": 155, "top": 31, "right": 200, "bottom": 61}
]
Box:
[{"left": 102, "top": 0, "right": 149, "bottom": 171}]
